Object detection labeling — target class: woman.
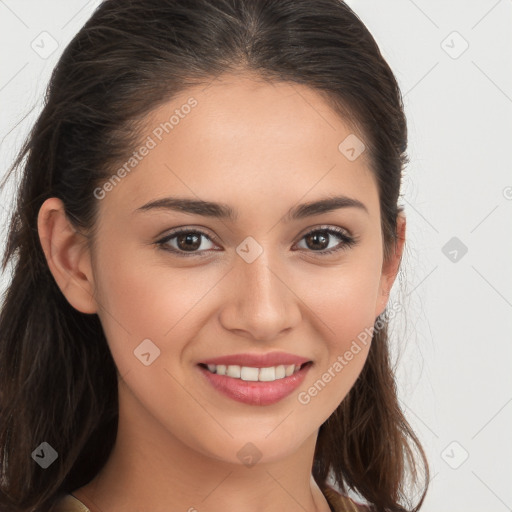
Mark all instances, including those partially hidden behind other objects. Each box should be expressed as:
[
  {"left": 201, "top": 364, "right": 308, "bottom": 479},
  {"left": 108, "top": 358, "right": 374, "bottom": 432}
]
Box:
[{"left": 0, "top": 1, "right": 429, "bottom": 511}]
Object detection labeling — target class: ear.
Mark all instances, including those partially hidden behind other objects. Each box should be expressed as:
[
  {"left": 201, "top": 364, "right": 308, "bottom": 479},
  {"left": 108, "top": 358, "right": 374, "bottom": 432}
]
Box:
[
  {"left": 374, "top": 211, "right": 406, "bottom": 319},
  {"left": 37, "top": 197, "right": 98, "bottom": 314}
]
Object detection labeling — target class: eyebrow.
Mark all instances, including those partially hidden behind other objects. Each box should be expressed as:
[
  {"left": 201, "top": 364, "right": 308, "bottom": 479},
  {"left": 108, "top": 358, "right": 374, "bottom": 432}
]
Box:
[{"left": 134, "top": 194, "right": 368, "bottom": 222}]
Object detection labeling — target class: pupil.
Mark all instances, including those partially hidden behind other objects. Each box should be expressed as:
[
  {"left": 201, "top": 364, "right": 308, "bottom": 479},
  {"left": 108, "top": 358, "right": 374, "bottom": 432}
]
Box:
[
  {"left": 306, "top": 231, "right": 328, "bottom": 250},
  {"left": 178, "top": 233, "right": 201, "bottom": 251}
]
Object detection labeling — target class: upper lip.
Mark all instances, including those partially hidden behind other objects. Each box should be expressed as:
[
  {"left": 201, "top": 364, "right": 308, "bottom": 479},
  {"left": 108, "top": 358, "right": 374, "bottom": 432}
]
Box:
[{"left": 199, "top": 351, "right": 311, "bottom": 368}]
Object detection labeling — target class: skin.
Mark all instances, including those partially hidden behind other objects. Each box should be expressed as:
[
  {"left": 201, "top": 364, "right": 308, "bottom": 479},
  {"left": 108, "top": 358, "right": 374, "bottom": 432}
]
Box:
[{"left": 38, "top": 73, "right": 405, "bottom": 512}]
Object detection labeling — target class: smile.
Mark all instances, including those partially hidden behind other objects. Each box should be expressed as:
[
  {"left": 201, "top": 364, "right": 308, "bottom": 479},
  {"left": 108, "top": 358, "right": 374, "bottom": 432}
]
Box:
[
  {"left": 197, "top": 362, "right": 313, "bottom": 406},
  {"left": 201, "top": 362, "right": 306, "bottom": 382}
]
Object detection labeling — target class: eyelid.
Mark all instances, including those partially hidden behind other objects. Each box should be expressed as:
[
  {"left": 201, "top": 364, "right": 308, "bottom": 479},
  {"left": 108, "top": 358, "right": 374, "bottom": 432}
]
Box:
[{"left": 295, "top": 223, "right": 353, "bottom": 240}]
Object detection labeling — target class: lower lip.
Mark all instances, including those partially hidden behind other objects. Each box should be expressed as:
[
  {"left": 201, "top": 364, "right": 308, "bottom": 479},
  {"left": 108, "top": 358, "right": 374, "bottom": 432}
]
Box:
[{"left": 197, "top": 363, "right": 312, "bottom": 406}]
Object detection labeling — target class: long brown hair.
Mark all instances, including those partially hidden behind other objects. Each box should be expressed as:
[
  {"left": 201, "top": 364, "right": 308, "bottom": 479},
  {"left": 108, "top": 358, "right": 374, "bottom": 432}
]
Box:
[{"left": 0, "top": 1, "right": 429, "bottom": 510}]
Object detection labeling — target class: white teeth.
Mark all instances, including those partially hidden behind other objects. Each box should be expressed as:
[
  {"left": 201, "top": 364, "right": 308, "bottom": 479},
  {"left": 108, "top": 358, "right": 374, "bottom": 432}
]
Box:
[
  {"left": 275, "top": 365, "right": 286, "bottom": 379},
  {"left": 226, "top": 365, "right": 241, "bottom": 378},
  {"left": 285, "top": 364, "right": 295, "bottom": 377},
  {"left": 204, "top": 363, "right": 304, "bottom": 382},
  {"left": 240, "top": 366, "right": 259, "bottom": 381},
  {"left": 259, "top": 366, "right": 275, "bottom": 381}
]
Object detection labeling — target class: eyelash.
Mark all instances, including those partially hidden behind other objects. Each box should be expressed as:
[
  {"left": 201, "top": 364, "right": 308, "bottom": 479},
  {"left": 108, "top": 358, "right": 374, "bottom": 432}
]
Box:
[{"left": 155, "top": 225, "right": 357, "bottom": 258}]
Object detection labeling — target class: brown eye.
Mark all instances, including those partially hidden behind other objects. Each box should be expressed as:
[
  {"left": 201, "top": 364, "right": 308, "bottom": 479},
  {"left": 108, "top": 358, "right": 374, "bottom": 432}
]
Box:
[
  {"left": 304, "top": 230, "right": 330, "bottom": 251},
  {"left": 295, "top": 227, "right": 356, "bottom": 255},
  {"left": 175, "top": 232, "right": 202, "bottom": 251},
  {"left": 156, "top": 225, "right": 357, "bottom": 258},
  {"left": 157, "top": 228, "right": 217, "bottom": 256}
]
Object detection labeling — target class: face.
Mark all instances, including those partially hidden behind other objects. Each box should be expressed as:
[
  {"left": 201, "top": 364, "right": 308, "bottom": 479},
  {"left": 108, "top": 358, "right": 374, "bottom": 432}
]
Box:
[{"left": 44, "top": 74, "right": 403, "bottom": 467}]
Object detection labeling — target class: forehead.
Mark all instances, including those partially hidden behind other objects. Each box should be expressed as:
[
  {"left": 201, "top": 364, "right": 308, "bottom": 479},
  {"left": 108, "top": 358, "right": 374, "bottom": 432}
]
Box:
[{"left": 100, "top": 74, "right": 379, "bottom": 220}]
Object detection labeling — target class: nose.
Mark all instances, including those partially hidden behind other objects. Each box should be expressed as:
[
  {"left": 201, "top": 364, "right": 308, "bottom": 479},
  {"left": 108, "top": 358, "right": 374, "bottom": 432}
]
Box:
[{"left": 218, "top": 249, "right": 302, "bottom": 342}]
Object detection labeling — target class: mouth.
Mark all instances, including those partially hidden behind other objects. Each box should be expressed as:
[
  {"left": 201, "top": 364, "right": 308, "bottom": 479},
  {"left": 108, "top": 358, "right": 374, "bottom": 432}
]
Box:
[
  {"left": 197, "top": 361, "right": 312, "bottom": 382},
  {"left": 196, "top": 361, "right": 313, "bottom": 406}
]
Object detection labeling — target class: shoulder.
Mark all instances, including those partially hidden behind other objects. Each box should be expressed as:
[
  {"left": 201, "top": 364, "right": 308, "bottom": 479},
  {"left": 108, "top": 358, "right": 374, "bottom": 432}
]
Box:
[
  {"left": 49, "top": 494, "right": 92, "bottom": 512},
  {"left": 321, "top": 484, "right": 373, "bottom": 512}
]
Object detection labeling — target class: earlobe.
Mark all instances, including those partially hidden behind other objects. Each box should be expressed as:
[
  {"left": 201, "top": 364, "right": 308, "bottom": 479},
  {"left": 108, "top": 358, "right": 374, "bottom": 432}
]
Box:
[
  {"left": 375, "top": 212, "right": 406, "bottom": 319},
  {"left": 37, "top": 197, "right": 98, "bottom": 314}
]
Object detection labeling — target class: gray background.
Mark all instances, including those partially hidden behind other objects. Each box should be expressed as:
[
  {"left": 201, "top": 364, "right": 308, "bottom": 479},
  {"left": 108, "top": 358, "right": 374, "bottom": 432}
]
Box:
[{"left": 1, "top": 1, "right": 511, "bottom": 510}]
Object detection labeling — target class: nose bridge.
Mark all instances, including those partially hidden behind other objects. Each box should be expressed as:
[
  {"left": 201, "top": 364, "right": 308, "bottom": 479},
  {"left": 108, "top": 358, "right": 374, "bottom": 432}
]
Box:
[
  {"left": 243, "top": 250, "right": 281, "bottom": 307},
  {"left": 239, "top": 244, "right": 286, "bottom": 314},
  {"left": 220, "top": 239, "right": 301, "bottom": 340}
]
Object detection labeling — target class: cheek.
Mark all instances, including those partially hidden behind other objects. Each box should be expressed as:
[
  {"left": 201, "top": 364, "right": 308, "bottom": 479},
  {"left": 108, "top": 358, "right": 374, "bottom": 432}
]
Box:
[
  {"left": 92, "top": 242, "right": 222, "bottom": 373},
  {"left": 299, "top": 252, "right": 383, "bottom": 340},
  {"left": 91, "top": 246, "right": 218, "bottom": 439},
  {"left": 292, "top": 252, "right": 382, "bottom": 399}
]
